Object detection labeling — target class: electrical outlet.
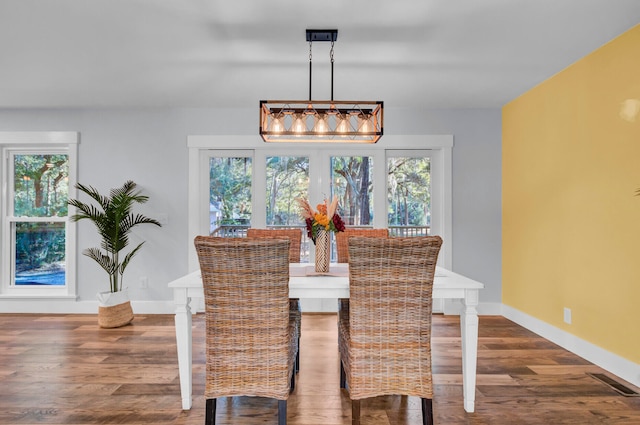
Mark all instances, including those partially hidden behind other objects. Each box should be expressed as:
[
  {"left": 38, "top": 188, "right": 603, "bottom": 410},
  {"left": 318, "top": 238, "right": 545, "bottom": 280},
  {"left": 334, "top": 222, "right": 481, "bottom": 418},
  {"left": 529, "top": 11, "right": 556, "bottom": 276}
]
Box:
[
  {"left": 563, "top": 307, "right": 572, "bottom": 324},
  {"left": 140, "top": 276, "right": 149, "bottom": 289}
]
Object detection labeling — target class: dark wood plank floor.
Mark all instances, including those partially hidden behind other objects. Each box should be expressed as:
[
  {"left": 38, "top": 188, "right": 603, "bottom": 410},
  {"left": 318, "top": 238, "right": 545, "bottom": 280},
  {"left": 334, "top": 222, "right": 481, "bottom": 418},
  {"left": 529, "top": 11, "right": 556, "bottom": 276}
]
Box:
[{"left": 1, "top": 313, "right": 639, "bottom": 424}]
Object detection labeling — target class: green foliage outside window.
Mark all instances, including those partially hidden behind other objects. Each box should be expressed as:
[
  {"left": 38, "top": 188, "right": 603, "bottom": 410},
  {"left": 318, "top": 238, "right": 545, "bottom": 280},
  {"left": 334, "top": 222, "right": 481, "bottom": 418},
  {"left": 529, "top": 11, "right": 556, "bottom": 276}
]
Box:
[
  {"left": 331, "top": 156, "right": 373, "bottom": 226},
  {"left": 209, "top": 157, "right": 252, "bottom": 228},
  {"left": 14, "top": 154, "right": 69, "bottom": 217},
  {"left": 387, "top": 157, "right": 431, "bottom": 226},
  {"left": 266, "top": 156, "right": 309, "bottom": 226},
  {"left": 14, "top": 154, "right": 68, "bottom": 283},
  {"left": 15, "top": 222, "right": 65, "bottom": 274}
]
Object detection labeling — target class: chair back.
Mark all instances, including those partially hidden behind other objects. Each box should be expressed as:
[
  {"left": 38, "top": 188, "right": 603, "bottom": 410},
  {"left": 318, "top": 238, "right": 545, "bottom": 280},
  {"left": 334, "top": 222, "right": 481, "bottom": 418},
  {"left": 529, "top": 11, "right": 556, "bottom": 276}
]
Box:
[
  {"left": 194, "top": 236, "right": 293, "bottom": 400},
  {"left": 335, "top": 228, "right": 389, "bottom": 263},
  {"left": 247, "top": 228, "right": 302, "bottom": 263},
  {"left": 346, "top": 235, "right": 443, "bottom": 400}
]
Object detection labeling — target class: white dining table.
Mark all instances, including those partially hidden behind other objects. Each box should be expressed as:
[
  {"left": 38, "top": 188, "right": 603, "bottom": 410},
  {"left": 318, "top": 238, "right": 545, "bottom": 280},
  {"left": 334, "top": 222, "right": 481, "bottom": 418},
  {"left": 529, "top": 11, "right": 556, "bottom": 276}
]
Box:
[{"left": 168, "top": 263, "right": 484, "bottom": 413}]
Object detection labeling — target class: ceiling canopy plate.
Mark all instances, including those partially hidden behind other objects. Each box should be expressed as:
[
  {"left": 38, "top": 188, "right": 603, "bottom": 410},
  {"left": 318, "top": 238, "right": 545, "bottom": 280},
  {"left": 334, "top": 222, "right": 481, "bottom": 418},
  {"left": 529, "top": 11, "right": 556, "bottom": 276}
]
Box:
[{"left": 306, "top": 29, "right": 338, "bottom": 42}]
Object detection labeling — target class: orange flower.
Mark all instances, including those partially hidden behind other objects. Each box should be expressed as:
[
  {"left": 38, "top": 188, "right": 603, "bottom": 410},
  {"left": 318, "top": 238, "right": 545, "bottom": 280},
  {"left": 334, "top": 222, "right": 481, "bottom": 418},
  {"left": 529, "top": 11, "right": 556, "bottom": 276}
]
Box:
[
  {"left": 296, "top": 196, "right": 344, "bottom": 243},
  {"left": 314, "top": 212, "right": 330, "bottom": 228}
]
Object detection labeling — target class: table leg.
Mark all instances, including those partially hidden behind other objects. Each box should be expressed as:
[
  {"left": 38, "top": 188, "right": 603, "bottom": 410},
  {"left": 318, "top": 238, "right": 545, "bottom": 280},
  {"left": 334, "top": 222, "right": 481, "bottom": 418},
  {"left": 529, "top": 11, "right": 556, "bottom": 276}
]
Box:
[
  {"left": 174, "top": 288, "right": 193, "bottom": 410},
  {"left": 460, "top": 289, "right": 479, "bottom": 413}
]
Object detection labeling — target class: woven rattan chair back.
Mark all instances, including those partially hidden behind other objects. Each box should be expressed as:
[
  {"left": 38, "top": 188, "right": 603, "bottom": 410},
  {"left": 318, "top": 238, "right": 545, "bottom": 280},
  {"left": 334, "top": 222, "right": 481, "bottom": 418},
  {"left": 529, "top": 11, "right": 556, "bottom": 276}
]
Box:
[
  {"left": 340, "top": 236, "right": 443, "bottom": 425},
  {"left": 247, "top": 228, "right": 302, "bottom": 263},
  {"left": 247, "top": 228, "right": 303, "bottom": 374},
  {"left": 335, "top": 228, "right": 389, "bottom": 263},
  {"left": 194, "top": 236, "right": 296, "bottom": 425}
]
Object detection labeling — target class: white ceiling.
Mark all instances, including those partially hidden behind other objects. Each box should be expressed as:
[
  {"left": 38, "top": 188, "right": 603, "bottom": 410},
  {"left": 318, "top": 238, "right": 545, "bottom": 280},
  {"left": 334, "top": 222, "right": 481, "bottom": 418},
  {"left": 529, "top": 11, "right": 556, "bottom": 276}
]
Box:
[{"left": 0, "top": 0, "right": 638, "bottom": 109}]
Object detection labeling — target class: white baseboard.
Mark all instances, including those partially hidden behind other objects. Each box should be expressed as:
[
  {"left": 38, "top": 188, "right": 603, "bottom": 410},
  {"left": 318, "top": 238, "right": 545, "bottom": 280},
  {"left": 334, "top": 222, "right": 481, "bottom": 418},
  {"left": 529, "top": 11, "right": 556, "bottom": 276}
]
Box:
[
  {"left": 0, "top": 298, "right": 503, "bottom": 316},
  {"left": 502, "top": 304, "right": 640, "bottom": 389},
  {"left": 0, "top": 299, "right": 175, "bottom": 314}
]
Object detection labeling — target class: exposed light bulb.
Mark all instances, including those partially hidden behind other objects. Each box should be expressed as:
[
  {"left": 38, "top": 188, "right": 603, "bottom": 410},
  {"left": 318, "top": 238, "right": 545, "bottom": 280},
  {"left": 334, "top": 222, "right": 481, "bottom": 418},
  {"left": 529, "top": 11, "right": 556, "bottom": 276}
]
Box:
[
  {"left": 337, "top": 116, "right": 350, "bottom": 133},
  {"left": 313, "top": 115, "right": 328, "bottom": 133},
  {"left": 358, "top": 114, "right": 373, "bottom": 133},
  {"left": 270, "top": 116, "right": 284, "bottom": 133},
  {"left": 292, "top": 114, "right": 306, "bottom": 133}
]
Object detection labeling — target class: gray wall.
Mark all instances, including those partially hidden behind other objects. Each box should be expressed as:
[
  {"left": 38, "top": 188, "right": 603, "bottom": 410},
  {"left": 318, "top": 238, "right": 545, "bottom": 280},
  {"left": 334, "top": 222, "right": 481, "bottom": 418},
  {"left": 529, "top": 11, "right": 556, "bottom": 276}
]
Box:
[
  {"left": 391, "top": 108, "right": 503, "bottom": 306},
  {"left": 0, "top": 107, "right": 502, "bottom": 309}
]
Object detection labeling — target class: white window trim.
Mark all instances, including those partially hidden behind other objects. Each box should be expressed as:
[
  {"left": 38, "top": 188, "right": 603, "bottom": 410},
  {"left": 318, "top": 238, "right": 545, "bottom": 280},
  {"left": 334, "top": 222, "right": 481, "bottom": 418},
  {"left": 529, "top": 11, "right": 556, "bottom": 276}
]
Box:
[
  {"left": 187, "top": 135, "right": 453, "bottom": 273},
  {"left": 0, "top": 132, "right": 79, "bottom": 299}
]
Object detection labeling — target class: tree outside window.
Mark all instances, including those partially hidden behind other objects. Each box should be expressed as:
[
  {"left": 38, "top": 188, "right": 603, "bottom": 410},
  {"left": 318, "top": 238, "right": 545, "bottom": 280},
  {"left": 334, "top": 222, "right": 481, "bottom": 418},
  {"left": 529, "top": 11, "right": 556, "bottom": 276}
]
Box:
[{"left": 13, "top": 154, "right": 69, "bottom": 286}]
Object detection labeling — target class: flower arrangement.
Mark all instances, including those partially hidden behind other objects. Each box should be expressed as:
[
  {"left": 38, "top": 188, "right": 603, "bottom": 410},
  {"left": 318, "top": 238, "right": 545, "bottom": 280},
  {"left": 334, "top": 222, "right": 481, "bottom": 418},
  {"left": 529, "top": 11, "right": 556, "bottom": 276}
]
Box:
[{"left": 295, "top": 197, "right": 345, "bottom": 244}]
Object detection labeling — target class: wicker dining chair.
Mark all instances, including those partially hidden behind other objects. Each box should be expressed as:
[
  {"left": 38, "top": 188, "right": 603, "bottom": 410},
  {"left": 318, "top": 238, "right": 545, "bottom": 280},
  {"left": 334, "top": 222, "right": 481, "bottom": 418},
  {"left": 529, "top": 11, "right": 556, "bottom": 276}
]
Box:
[
  {"left": 247, "top": 228, "right": 303, "bottom": 372},
  {"left": 335, "top": 228, "right": 389, "bottom": 331},
  {"left": 194, "top": 236, "right": 298, "bottom": 425},
  {"left": 339, "top": 236, "right": 443, "bottom": 425},
  {"left": 246, "top": 228, "right": 302, "bottom": 263},
  {"left": 335, "top": 228, "right": 389, "bottom": 263}
]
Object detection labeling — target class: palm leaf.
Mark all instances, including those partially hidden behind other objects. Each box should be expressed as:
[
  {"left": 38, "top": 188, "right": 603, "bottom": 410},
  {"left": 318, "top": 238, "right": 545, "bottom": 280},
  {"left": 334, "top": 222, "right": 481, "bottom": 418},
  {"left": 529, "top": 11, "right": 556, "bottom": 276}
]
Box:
[
  {"left": 119, "top": 242, "right": 145, "bottom": 275},
  {"left": 68, "top": 180, "right": 162, "bottom": 292},
  {"left": 120, "top": 214, "right": 161, "bottom": 234},
  {"left": 83, "top": 247, "right": 118, "bottom": 275}
]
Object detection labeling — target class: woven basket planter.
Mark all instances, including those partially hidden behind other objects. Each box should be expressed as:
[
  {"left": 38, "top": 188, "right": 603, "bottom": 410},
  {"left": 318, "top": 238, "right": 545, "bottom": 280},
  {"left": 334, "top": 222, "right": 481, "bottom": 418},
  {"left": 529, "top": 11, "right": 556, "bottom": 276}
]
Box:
[{"left": 97, "top": 290, "right": 134, "bottom": 328}]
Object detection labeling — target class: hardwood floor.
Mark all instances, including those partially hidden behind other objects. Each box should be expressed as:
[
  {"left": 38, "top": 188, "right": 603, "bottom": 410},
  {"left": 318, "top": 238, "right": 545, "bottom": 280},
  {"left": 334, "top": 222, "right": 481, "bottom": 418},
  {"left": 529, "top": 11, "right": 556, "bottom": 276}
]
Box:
[{"left": 1, "top": 313, "right": 639, "bottom": 424}]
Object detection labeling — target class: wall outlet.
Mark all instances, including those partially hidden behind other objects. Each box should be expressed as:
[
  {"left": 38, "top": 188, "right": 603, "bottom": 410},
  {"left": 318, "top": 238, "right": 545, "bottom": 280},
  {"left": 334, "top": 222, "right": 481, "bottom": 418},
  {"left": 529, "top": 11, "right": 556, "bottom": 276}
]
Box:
[
  {"left": 140, "top": 276, "right": 149, "bottom": 289},
  {"left": 563, "top": 307, "right": 572, "bottom": 324}
]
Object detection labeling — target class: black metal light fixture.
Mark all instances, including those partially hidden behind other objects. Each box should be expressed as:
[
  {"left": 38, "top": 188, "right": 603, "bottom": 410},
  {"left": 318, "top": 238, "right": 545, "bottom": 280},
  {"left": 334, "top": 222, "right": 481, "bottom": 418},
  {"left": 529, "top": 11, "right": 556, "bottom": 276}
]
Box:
[{"left": 260, "top": 29, "right": 383, "bottom": 143}]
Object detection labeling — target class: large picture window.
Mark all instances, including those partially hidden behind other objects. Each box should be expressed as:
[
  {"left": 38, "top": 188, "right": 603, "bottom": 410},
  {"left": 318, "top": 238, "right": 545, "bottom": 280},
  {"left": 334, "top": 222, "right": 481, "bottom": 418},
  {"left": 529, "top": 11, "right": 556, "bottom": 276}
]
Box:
[{"left": 188, "top": 136, "right": 452, "bottom": 273}]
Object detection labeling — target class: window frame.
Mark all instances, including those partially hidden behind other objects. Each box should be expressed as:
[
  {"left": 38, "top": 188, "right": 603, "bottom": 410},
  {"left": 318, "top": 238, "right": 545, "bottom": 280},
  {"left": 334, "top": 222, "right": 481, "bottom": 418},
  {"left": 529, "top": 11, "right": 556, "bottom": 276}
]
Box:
[
  {"left": 0, "top": 132, "right": 78, "bottom": 299},
  {"left": 188, "top": 136, "right": 453, "bottom": 272}
]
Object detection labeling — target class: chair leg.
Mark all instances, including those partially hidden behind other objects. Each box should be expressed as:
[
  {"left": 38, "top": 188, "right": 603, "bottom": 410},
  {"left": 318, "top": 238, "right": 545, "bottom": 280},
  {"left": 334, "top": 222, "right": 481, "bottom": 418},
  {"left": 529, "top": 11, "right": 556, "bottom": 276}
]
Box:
[
  {"left": 340, "top": 361, "right": 346, "bottom": 389},
  {"left": 421, "top": 398, "right": 433, "bottom": 425},
  {"left": 351, "top": 399, "right": 360, "bottom": 425},
  {"left": 296, "top": 339, "right": 300, "bottom": 373},
  {"left": 205, "top": 398, "right": 216, "bottom": 425},
  {"left": 278, "top": 399, "right": 287, "bottom": 425},
  {"left": 290, "top": 368, "right": 296, "bottom": 392}
]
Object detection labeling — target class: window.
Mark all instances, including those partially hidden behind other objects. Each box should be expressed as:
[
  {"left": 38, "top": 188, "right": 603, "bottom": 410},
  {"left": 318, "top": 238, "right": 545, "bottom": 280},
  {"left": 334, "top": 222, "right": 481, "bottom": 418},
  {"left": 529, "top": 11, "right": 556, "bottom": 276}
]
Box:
[
  {"left": 331, "top": 156, "right": 374, "bottom": 226},
  {"left": 387, "top": 153, "right": 431, "bottom": 236},
  {"left": 0, "top": 132, "right": 78, "bottom": 298},
  {"left": 265, "top": 156, "right": 309, "bottom": 226},
  {"left": 188, "top": 136, "right": 453, "bottom": 272},
  {"left": 13, "top": 153, "right": 69, "bottom": 286},
  {"left": 265, "top": 155, "right": 310, "bottom": 261},
  {"left": 208, "top": 152, "right": 252, "bottom": 236}
]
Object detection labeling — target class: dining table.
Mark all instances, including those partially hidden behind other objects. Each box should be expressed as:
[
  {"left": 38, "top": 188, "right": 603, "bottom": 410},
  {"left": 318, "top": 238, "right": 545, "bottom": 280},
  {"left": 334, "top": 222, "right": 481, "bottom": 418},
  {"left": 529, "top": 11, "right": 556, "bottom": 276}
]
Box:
[{"left": 168, "top": 262, "right": 484, "bottom": 413}]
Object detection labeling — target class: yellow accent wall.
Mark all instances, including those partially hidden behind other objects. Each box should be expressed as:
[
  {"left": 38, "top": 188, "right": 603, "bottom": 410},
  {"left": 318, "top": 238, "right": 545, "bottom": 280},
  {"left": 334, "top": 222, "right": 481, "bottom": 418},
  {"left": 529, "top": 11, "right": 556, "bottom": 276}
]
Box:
[{"left": 503, "top": 24, "right": 640, "bottom": 363}]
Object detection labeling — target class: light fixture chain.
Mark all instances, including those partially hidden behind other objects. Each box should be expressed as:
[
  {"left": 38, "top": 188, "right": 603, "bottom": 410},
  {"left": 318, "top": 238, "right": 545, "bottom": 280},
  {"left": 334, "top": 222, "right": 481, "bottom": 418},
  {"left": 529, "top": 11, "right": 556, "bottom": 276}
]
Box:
[
  {"left": 330, "top": 41, "right": 334, "bottom": 101},
  {"left": 309, "top": 41, "right": 313, "bottom": 101}
]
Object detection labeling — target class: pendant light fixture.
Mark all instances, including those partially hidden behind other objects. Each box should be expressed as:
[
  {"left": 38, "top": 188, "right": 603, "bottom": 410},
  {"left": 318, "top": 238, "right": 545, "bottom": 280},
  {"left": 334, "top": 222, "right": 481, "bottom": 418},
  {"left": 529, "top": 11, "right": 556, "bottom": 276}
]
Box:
[{"left": 260, "top": 29, "right": 383, "bottom": 143}]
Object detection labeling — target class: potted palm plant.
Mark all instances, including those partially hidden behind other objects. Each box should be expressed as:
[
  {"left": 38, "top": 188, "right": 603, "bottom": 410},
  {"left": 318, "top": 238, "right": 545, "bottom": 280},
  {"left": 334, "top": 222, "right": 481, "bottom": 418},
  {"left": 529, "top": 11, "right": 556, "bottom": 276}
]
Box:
[{"left": 68, "top": 180, "right": 161, "bottom": 328}]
